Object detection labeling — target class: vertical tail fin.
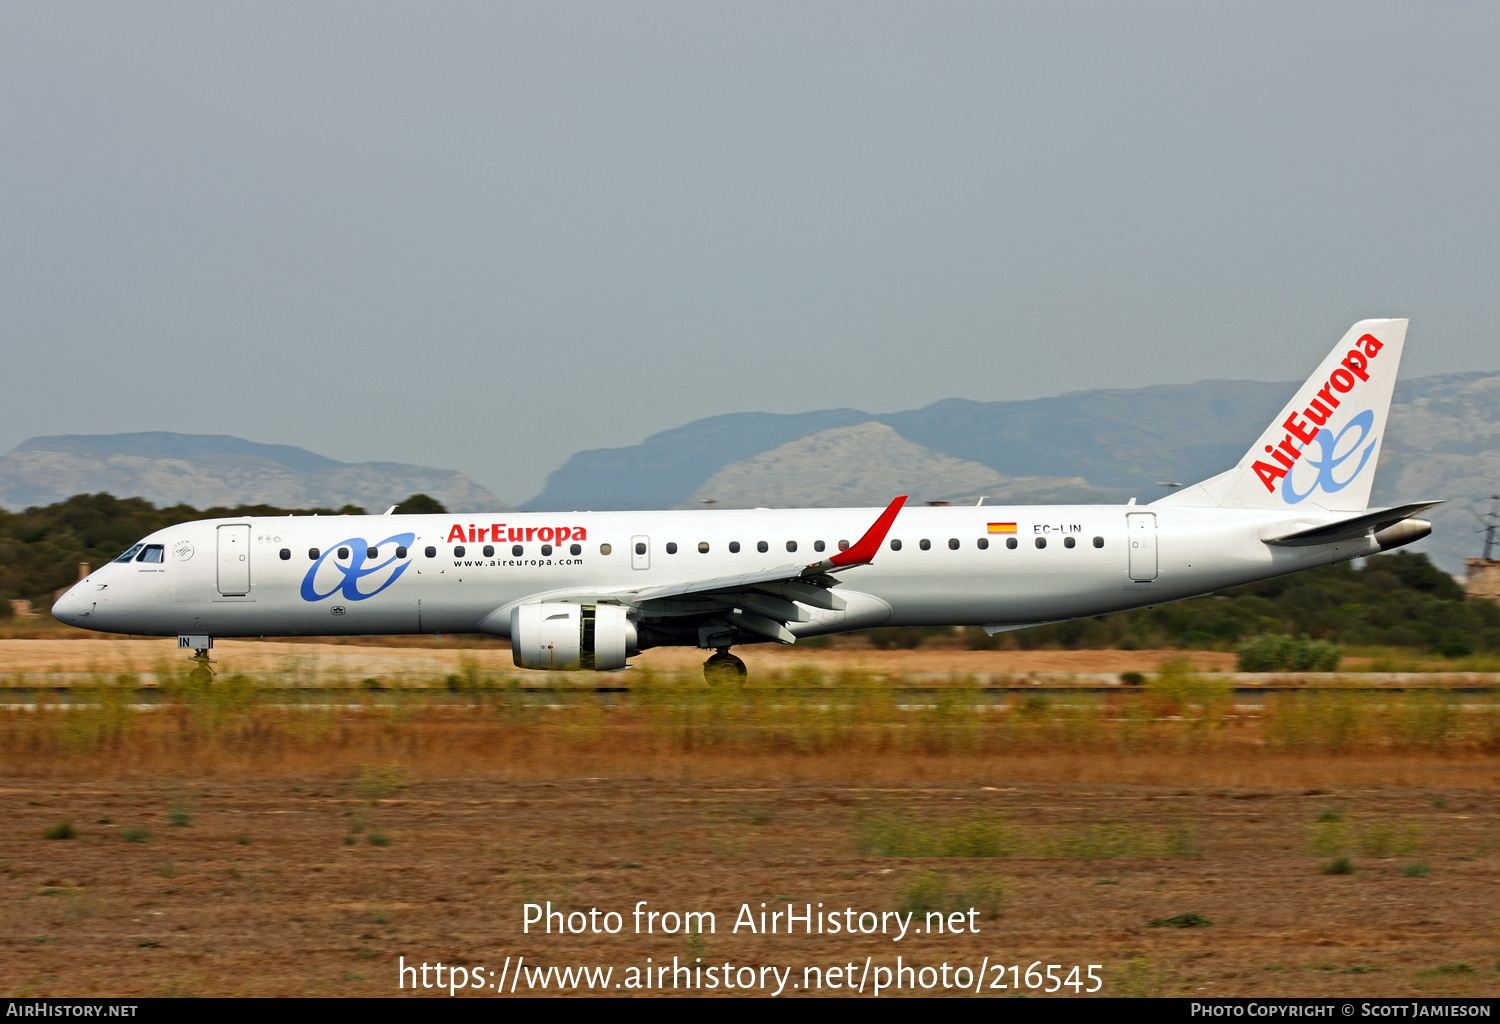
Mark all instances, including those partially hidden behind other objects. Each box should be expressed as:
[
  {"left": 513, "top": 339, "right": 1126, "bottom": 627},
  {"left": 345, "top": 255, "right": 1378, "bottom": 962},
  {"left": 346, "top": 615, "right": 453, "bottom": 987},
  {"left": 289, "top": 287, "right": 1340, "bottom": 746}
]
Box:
[{"left": 1157, "top": 318, "right": 1408, "bottom": 512}]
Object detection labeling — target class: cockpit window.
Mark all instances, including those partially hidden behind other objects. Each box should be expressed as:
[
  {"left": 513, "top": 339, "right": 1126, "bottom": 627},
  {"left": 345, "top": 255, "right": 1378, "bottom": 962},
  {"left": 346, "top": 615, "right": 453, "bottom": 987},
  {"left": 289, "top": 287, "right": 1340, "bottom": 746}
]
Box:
[
  {"left": 113, "top": 544, "right": 145, "bottom": 563},
  {"left": 136, "top": 545, "right": 165, "bottom": 563}
]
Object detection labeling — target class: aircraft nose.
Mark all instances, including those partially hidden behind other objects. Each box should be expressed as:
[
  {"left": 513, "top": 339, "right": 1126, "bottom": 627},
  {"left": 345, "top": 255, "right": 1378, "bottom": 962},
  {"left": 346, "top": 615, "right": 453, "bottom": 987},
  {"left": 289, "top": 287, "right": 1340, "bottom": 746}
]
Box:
[{"left": 51, "top": 584, "right": 92, "bottom": 625}]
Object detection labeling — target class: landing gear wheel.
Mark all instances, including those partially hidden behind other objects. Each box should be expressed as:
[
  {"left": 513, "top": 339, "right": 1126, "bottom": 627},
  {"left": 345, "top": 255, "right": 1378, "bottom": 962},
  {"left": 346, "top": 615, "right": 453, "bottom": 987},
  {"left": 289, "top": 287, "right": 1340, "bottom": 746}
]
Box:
[
  {"left": 703, "top": 650, "right": 747, "bottom": 687},
  {"left": 187, "top": 647, "right": 216, "bottom": 687}
]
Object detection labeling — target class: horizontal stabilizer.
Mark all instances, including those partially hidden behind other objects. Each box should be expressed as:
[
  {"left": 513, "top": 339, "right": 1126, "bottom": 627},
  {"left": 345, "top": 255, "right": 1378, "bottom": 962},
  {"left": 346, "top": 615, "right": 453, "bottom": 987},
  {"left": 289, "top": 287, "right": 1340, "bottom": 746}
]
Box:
[{"left": 1262, "top": 501, "right": 1443, "bottom": 546}]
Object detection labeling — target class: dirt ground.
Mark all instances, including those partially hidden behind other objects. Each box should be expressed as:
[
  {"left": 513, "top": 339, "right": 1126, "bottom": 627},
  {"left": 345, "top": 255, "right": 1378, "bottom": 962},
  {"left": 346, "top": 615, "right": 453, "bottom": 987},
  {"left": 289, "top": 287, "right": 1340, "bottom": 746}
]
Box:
[
  {"left": 0, "top": 638, "right": 1239, "bottom": 679},
  {"left": 2, "top": 753, "right": 1497, "bottom": 998}
]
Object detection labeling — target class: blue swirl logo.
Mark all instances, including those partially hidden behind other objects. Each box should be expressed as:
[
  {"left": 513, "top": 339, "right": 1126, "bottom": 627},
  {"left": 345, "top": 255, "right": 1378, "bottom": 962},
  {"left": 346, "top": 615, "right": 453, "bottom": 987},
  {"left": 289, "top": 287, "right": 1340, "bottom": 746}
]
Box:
[
  {"left": 300, "top": 533, "right": 416, "bottom": 602},
  {"left": 1282, "top": 409, "right": 1378, "bottom": 505}
]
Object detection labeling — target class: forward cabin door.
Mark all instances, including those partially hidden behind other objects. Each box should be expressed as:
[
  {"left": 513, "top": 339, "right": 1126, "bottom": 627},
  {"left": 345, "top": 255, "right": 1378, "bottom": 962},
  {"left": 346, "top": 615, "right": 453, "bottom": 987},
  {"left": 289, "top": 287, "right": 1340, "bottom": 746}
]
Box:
[
  {"left": 1126, "top": 513, "right": 1158, "bottom": 582},
  {"left": 631, "top": 535, "right": 650, "bottom": 570},
  {"left": 217, "top": 524, "right": 251, "bottom": 596}
]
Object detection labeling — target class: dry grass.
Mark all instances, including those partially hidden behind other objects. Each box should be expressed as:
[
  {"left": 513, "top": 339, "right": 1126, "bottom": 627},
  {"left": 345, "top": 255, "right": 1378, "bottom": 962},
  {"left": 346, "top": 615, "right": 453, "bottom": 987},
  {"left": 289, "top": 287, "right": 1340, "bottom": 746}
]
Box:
[{"left": 3, "top": 665, "right": 1497, "bottom": 789}]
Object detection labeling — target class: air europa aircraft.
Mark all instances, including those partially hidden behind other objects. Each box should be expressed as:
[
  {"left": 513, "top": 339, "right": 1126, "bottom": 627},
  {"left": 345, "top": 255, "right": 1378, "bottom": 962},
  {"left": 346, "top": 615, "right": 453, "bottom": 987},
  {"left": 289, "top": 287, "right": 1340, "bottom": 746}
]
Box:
[{"left": 53, "top": 319, "right": 1438, "bottom": 684}]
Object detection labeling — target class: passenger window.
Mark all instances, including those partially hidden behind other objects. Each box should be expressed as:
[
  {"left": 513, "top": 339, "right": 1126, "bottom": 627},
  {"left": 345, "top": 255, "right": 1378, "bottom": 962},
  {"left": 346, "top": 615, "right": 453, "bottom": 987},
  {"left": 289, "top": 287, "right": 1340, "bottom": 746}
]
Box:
[
  {"left": 309, "top": 548, "right": 320, "bottom": 560},
  {"left": 483, "top": 545, "right": 494, "bottom": 557},
  {"left": 838, "top": 540, "right": 849, "bottom": 551},
  {"left": 1006, "top": 537, "right": 1018, "bottom": 550},
  {"left": 1093, "top": 536, "right": 1104, "bottom": 548},
  {"left": 729, "top": 541, "right": 741, "bottom": 553},
  {"left": 454, "top": 546, "right": 465, "bottom": 557},
  {"left": 890, "top": 539, "right": 902, "bottom": 551},
  {"left": 919, "top": 539, "right": 931, "bottom": 551},
  {"left": 338, "top": 547, "right": 350, "bottom": 559},
  {"left": 279, "top": 548, "right": 291, "bottom": 561},
  {"left": 541, "top": 544, "right": 553, "bottom": 556},
  {"left": 698, "top": 542, "right": 709, "bottom": 553},
  {"left": 666, "top": 542, "right": 678, "bottom": 554},
  {"left": 1035, "top": 537, "right": 1046, "bottom": 549},
  {"left": 1064, "top": 536, "right": 1076, "bottom": 548},
  {"left": 137, "top": 545, "right": 165, "bottom": 563},
  {"left": 948, "top": 538, "right": 959, "bottom": 550},
  {"left": 114, "top": 544, "right": 144, "bottom": 563},
  {"left": 757, "top": 541, "right": 768, "bottom": 553},
  {"left": 601, "top": 543, "right": 613, "bottom": 555},
  {"left": 512, "top": 545, "right": 523, "bottom": 556},
  {"left": 570, "top": 543, "right": 581, "bottom": 555},
  {"left": 424, "top": 546, "right": 436, "bottom": 558},
  {"left": 977, "top": 537, "right": 989, "bottom": 550},
  {"left": 634, "top": 542, "right": 646, "bottom": 555},
  {"left": 813, "top": 540, "right": 825, "bottom": 553},
  {"left": 396, "top": 546, "right": 408, "bottom": 558},
  {"left": 786, "top": 540, "right": 798, "bottom": 553},
  {"left": 367, "top": 548, "right": 378, "bottom": 559}
]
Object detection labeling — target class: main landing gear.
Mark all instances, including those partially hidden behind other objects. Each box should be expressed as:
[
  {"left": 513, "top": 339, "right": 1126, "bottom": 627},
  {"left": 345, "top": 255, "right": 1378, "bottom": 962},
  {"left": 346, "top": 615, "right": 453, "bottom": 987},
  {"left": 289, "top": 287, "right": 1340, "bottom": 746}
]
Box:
[{"left": 703, "top": 648, "right": 747, "bottom": 687}]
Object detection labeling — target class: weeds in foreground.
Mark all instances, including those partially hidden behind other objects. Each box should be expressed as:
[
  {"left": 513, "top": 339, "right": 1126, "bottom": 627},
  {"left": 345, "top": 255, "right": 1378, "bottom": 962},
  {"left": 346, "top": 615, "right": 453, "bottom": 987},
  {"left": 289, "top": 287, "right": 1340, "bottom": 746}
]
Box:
[
  {"left": 895, "top": 872, "right": 1004, "bottom": 920},
  {"left": 1320, "top": 857, "right": 1355, "bottom": 875},
  {"left": 1149, "top": 913, "right": 1211, "bottom": 928},
  {"left": 856, "top": 810, "right": 1203, "bottom": 860},
  {"left": 1416, "top": 964, "right": 1477, "bottom": 978},
  {"left": 165, "top": 790, "right": 198, "bottom": 828},
  {"left": 42, "top": 818, "right": 76, "bottom": 840},
  {"left": 1309, "top": 817, "right": 1422, "bottom": 859},
  {"left": 355, "top": 765, "right": 408, "bottom": 802},
  {"left": 856, "top": 814, "right": 1012, "bottom": 858},
  {"left": 1114, "top": 956, "right": 1171, "bottom": 997},
  {"left": 4, "top": 669, "right": 1497, "bottom": 769}
]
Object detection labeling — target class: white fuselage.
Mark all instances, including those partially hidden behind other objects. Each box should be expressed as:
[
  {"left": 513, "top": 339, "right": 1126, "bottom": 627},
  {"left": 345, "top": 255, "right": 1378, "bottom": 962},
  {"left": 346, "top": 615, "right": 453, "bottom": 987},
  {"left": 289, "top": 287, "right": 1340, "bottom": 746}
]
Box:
[{"left": 51, "top": 503, "right": 1377, "bottom": 643}]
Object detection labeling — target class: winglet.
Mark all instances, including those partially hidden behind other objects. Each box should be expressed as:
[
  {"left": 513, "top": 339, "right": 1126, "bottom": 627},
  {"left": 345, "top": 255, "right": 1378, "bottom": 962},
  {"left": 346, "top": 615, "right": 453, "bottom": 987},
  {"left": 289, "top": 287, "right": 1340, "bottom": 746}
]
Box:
[{"left": 802, "top": 495, "right": 907, "bottom": 576}]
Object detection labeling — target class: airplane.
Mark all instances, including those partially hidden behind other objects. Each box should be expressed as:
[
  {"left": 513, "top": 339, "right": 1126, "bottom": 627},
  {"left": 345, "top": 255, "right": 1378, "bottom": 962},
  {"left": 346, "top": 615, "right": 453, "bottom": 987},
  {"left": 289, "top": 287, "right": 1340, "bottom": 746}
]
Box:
[{"left": 52, "top": 319, "right": 1438, "bottom": 685}]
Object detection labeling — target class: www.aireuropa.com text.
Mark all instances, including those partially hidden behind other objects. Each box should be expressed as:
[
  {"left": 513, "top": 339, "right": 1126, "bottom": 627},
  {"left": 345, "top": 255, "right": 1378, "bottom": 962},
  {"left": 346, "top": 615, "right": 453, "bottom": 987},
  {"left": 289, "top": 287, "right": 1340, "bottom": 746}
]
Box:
[{"left": 399, "top": 956, "right": 1104, "bottom": 996}]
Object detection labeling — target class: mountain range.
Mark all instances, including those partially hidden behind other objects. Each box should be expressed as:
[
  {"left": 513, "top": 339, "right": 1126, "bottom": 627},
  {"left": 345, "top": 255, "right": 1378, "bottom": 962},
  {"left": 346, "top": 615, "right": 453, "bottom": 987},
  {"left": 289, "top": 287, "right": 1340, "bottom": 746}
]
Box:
[
  {"left": 0, "top": 433, "right": 502, "bottom": 514},
  {"left": 2, "top": 370, "right": 1495, "bottom": 573},
  {"left": 524, "top": 370, "right": 1500, "bottom": 574}
]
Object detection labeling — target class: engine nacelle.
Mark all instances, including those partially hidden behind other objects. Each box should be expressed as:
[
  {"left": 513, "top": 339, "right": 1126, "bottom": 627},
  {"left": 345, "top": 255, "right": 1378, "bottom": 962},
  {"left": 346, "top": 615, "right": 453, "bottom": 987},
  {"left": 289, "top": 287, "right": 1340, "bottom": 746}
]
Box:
[
  {"left": 1374, "top": 518, "right": 1432, "bottom": 552},
  {"left": 510, "top": 603, "right": 636, "bottom": 671}
]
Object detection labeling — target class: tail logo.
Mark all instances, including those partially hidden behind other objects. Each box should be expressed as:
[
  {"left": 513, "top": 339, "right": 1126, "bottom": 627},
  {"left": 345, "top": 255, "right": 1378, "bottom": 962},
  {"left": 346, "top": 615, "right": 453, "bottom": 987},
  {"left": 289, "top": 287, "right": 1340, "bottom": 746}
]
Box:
[
  {"left": 1251, "top": 332, "right": 1385, "bottom": 497},
  {"left": 1282, "top": 410, "right": 1378, "bottom": 504},
  {"left": 300, "top": 533, "right": 417, "bottom": 602}
]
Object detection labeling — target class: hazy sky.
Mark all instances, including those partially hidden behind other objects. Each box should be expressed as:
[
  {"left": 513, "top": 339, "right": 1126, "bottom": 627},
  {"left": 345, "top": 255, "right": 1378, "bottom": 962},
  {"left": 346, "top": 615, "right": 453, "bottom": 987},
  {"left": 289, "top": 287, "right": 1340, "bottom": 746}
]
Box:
[{"left": 3, "top": 2, "right": 1497, "bottom": 503}]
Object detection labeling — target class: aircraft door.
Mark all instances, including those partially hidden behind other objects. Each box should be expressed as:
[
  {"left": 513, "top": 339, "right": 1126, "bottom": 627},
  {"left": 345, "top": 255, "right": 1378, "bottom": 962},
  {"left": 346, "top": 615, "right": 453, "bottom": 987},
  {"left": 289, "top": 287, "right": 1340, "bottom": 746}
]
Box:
[
  {"left": 217, "top": 524, "right": 251, "bottom": 596},
  {"left": 1126, "top": 513, "right": 1157, "bottom": 582},
  {"left": 631, "top": 535, "right": 650, "bottom": 570}
]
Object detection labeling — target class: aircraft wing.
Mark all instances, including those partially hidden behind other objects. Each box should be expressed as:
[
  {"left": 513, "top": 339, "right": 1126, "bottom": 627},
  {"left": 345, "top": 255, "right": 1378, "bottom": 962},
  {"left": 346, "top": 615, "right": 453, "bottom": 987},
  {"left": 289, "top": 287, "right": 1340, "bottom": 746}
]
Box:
[
  {"left": 620, "top": 496, "right": 907, "bottom": 643},
  {"left": 1262, "top": 501, "right": 1443, "bottom": 546}
]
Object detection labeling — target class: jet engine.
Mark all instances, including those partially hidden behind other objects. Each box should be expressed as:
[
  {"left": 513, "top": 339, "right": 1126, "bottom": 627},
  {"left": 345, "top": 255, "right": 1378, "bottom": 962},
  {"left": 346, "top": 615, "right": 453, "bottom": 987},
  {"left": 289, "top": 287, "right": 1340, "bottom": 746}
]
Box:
[
  {"left": 510, "top": 603, "right": 637, "bottom": 671},
  {"left": 1373, "top": 518, "right": 1432, "bottom": 552}
]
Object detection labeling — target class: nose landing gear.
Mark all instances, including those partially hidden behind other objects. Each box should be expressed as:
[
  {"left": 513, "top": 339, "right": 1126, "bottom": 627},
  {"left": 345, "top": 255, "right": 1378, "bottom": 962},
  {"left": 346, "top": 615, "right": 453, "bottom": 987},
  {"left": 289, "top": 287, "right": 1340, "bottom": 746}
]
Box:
[
  {"left": 178, "top": 635, "right": 216, "bottom": 686},
  {"left": 187, "top": 649, "right": 216, "bottom": 686},
  {"left": 703, "top": 648, "right": 747, "bottom": 687}
]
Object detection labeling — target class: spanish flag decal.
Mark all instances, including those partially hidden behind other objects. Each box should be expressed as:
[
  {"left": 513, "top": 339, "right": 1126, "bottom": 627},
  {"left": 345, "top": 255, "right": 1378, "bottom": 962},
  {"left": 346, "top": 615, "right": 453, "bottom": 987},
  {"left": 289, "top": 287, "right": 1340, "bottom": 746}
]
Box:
[{"left": 987, "top": 522, "right": 1018, "bottom": 534}]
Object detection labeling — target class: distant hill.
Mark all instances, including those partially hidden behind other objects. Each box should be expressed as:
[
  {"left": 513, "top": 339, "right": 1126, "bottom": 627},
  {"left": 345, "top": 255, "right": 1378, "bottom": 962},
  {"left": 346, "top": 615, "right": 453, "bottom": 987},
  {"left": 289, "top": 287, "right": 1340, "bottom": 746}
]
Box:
[
  {"left": 525, "top": 371, "right": 1500, "bottom": 574},
  {"left": 691, "top": 422, "right": 1105, "bottom": 507},
  {"left": 0, "top": 432, "right": 505, "bottom": 513}
]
